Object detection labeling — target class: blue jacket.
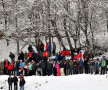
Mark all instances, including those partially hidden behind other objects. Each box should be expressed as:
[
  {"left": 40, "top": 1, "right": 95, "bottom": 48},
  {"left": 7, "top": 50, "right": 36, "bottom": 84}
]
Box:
[
  {"left": 55, "top": 55, "right": 58, "bottom": 62},
  {"left": 19, "top": 62, "right": 24, "bottom": 69},
  {"left": 48, "top": 43, "right": 51, "bottom": 51},
  {"left": 78, "top": 59, "right": 84, "bottom": 67}
]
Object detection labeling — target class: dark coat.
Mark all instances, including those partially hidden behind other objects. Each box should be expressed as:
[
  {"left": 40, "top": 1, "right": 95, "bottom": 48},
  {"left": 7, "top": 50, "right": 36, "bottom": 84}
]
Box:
[
  {"left": 16, "top": 61, "right": 19, "bottom": 70},
  {"left": 32, "top": 62, "right": 37, "bottom": 70},
  {"left": 9, "top": 54, "right": 15, "bottom": 59},
  {"left": 84, "top": 60, "right": 89, "bottom": 68},
  {"left": 47, "top": 63, "right": 53, "bottom": 70},
  {"left": 40, "top": 61, "right": 46, "bottom": 69},
  {"left": 13, "top": 76, "right": 18, "bottom": 84},
  {"left": 28, "top": 46, "right": 33, "bottom": 52},
  {"left": 20, "top": 78, "right": 25, "bottom": 86},
  {"left": 8, "top": 77, "right": 13, "bottom": 84},
  {"left": 32, "top": 53, "right": 40, "bottom": 62},
  {"left": 59, "top": 62, "right": 64, "bottom": 68},
  {"left": 66, "top": 62, "right": 70, "bottom": 69}
]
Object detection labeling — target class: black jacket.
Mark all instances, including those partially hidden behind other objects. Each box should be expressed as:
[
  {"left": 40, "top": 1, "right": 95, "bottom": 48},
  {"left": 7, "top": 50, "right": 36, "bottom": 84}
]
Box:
[
  {"left": 59, "top": 62, "right": 64, "bottom": 68},
  {"left": 8, "top": 77, "right": 13, "bottom": 84},
  {"left": 47, "top": 63, "right": 53, "bottom": 70},
  {"left": 20, "top": 78, "right": 25, "bottom": 86},
  {"left": 13, "top": 76, "right": 18, "bottom": 84}
]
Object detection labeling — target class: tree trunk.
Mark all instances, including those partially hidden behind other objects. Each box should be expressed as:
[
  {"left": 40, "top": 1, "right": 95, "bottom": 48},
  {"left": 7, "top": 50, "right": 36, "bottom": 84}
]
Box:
[
  {"left": 51, "top": 20, "right": 66, "bottom": 50},
  {"left": 64, "top": 17, "right": 73, "bottom": 50}
]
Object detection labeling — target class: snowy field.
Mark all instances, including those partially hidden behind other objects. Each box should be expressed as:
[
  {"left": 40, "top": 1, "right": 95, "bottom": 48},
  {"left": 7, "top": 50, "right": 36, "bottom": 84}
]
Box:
[{"left": 0, "top": 74, "right": 108, "bottom": 90}]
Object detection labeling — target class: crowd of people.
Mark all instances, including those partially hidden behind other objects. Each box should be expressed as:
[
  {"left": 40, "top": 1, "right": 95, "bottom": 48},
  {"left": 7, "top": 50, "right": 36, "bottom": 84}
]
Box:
[{"left": 0, "top": 42, "right": 108, "bottom": 77}]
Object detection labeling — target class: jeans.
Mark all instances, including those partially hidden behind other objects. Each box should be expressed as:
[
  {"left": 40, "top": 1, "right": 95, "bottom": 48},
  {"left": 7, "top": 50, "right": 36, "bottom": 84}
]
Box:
[
  {"left": 89, "top": 65, "right": 93, "bottom": 74},
  {"left": 69, "top": 68, "right": 73, "bottom": 75},
  {"left": 16, "top": 69, "right": 19, "bottom": 76},
  {"left": 79, "top": 67, "right": 83, "bottom": 74},
  {"left": 73, "top": 67, "right": 77, "bottom": 74},
  {"left": 20, "top": 85, "right": 24, "bottom": 90}
]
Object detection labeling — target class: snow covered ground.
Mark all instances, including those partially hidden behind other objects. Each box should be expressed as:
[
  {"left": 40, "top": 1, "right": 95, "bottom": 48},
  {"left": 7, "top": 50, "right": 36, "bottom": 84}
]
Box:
[{"left": 0, "top": 74, "right": 108, "bottom": 90}]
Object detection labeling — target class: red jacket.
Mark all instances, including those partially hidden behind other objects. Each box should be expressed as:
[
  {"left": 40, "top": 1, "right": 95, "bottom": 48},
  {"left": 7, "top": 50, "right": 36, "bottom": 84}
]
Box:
[
  {"left": 11, "top": 64, "right": 14, "bottom": 70},
  {"left": 61, "top": 50, "right": 66, "bottom": 56},
  {"left": 46, "top": 43, "right": 48, "bottom": 51},
  {"left": 65, "top": 50, "right": 70, "bottom": 56},
  {"left": 78, "top": 53, "right": 82, "bottom": 59},
  {"left": 8, "top": 65, "right": 12, "bottom": 70},
  {"left": 73, "top": 55, "right": 78, "bottom": 60},
  {"left": 28, "top": 52, "right": 32, "bottom": 58},
  {"left": 5, "top": 62, "right": 8, "bottom": 68},
  {"left": 20, "top": 66, "right": 23, "bottom": 71},
  {"left": 43, "top": 51, "right": 48, "bottom": 57}
]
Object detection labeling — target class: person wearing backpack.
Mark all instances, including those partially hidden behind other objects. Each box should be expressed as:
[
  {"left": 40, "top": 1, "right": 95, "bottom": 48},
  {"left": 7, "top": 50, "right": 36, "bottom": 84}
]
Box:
[{"left": 101, "top": 56, "right": 106, "bottom": 75}]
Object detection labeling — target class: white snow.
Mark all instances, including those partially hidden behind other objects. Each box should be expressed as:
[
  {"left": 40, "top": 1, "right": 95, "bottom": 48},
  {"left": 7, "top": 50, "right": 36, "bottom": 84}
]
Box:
[{"left": 0, "top": 74, "right": 108, "bottom": 90}]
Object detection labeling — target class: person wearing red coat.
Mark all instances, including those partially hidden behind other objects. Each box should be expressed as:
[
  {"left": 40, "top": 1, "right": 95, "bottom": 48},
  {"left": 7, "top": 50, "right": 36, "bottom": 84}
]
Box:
[
  {"left": 28, "top": 52, "right": 32, "bottom": 61},
  {"left": 8, "top": 63, "right": 12, "bottom": 75},
  {"left": 78, "top": 52, "right": 82, "bottom": 59},
  {"left": 65, "top": 50, "right": 70, "bottom": 56},
  {"left": 46, "top": 43, "right": 49, "bottom": 51},
  {"left": 43, "top": 51, "right": 48, "bottom": 57},
  {"left": 61, "top": 50, "right": 66, "bottom": 56}
]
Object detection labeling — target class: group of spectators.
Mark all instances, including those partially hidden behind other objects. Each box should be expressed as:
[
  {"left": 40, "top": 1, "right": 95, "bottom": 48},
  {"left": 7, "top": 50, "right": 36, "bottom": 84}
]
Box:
[{"left": 0, "top": 42, "right": 108, "bottom": 77}]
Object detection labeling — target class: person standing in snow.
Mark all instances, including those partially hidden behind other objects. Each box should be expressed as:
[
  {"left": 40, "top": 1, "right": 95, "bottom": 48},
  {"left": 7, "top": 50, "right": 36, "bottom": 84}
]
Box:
[
  {"left": 19, "top": 77, "right": 26, "bottom": 90},
  {"left": 59, "top": 60, "right": 65, "bottom": 76},
  {"left": 55, "top": 61, "right": 60, "bottom": 76},
  {"left": 19, "top": 60, "right": 24, "bottom": 75},
  {"left": 0, "top": 61, "right": 4, "bottom": 75},
  {"left": 88, "top": 58, "right": 94, "bottom": 74},
  {"left": 53, "top": 42, "right": 56, "bottom": 56},
  {"left": 78, "top": 58, "right": 84, "bottom": 74},
  {"left": 84, "top": 58, "right": 89, "bottom": 74},
  {"left": 95, "top": 58, "right": 100, "bottom": 74},
  {"left": 13, "top": 75, "right": 18, "bottom": 90},
  {"left": 8, "top": 75, "right": 13, "bottom": 90},
  {"left": 101, "top": 56, "right": 106, "bottom": 75},
  {"left": 48, "top": 42, "right": 52, "bottom": 57}
]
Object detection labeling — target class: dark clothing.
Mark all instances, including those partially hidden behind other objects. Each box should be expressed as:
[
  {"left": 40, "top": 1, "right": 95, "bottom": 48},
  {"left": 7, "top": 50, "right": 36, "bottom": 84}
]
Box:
[
  {"left": 13, "top": 76, "right": 18, "bottom": 90},
  {"left": 32, "top": 53, "right": 40, "bottom": 62},
  {"left": 47, "top": 62, "right": 53, "bottom": 76},
  {"left": 59, "top": 62, "right": 64, "bottom": 68},
  {"left": 84, "top": 60, "right": 89, "bottom": 74},
  {"left": 41, "top": 61, "right": 47, "bottom": 76},
  {"left": 13, "top": 76, "right": 18, "bottom": 84},
  {"left": 8, "top": 77, "right": 13, "bottom": 90},
  {"left": 9, "top": 84, "right": 12, "bottom": 90},
  {"left": 58, "top": 54, "right": 62, "bottom": 61},
  {"left": 20, "top": 78, "right": 25, "bottom": 86},
  {"left": 28, "top": 46, "right": 33, "bottom": 52},
  {"left": 8, "top": 77, "right": 13, "bottom": 84},
  {"left": 18, "top": 53, "right": 24, "bottom": 62},
  {"left": 9, "top": 54, "right": 15, "bottom": 59},
  {"left": 73, "top": 61, "right": 78, "bottom": 74}
]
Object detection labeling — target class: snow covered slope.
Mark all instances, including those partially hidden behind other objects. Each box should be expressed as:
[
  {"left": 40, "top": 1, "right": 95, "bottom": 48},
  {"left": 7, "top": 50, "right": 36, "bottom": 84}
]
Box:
[{"left": 0, "top": 74, "right": 108, "bottom": 90}]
